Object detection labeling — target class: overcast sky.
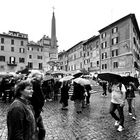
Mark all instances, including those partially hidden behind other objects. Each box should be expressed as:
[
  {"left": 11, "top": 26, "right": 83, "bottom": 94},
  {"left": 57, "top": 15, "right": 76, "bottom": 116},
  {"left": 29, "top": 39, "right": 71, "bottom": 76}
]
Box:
[{"left": 0, "top": 0, "right": 140, "bottom": 52}]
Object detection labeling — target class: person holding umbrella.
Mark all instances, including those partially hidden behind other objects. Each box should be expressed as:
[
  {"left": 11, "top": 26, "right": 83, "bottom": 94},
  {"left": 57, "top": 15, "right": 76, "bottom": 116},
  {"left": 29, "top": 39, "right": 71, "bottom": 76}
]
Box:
[
  {"left": 72, "top": 81, "right": 85, "bottom": 113},
  {"left": 109, "top": 79, "right": 126, "bottom": 132},
  {"left": 60, "top": 81, "right": 70, "bottom": 110}
]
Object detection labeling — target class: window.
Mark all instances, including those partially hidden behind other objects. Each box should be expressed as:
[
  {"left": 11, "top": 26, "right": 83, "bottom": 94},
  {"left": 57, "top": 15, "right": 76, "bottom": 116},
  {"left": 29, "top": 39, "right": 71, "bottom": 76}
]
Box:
[
  {"left": 74, "top": 54, "right": 76, "bottom": 59},
  {"left": 101, "top": 42, "right": 107, "bottom": 49},
  {"left": 1, "top": 38, "right": 4, "bottom": 44},
  {"left": 19, "top": 58, "right": 25, "bottom": 63},
  {"left": 133, "top": 37, "right": 136, "bottom": 45},
  {"left": 1, "top": 46, "right": 4, "bottom": 51},
  {"left": 11, "top": 39, "right": 14, "bottom": 45},
  {"left": 74, "top": 64, "right": 76, "bottom": 70},
  {"left": 19, "top": 48, "right": 25, "bottom": 53},
  {"left": 112, "top": 49, "right": 118, "bottom": 57},
  {"left": 37, "top": 55, "right": 42, "bottom": 59},
  {"left": 90, "top": 62, "right": 93, "bottom": 67},
  {"left": 0, "top": 56, "right": 5, "bottom": 61},
  {"left": 28, "top": 62, "right": 33, "bottom": 69},
  {"left": 29, "top": 47, "right": 33, "bottom": 51},
  {"left": 101, "top": 33, "right": 106, "bottom": 38},
  {"left": 29, "top": 55, "right": 32, "bottom": 59},
  {"left": 112, "top": 27, "right": 118, "bottom": 34},
  {"left": 97, "top": 61, "right": 99, "bottom": 67},
  {"left": 11, "top": 47, "right": 14, "bottom": 52},
  {"left": 84, "top": 53, "right": 86, "bottom": 57},
  {"left": 80, "top": 51, "right": 82, "bottom": 57},
  {"left": 21, "top": 41, "right": 24, "bottom": 46},
  {"left": 39, "top": 63, "right": 42, "bottom": 69},
  {"left": 84, "top": 60, "right": 86, "bottom": 64},
  {"left": 0, "top": 65, "right": 4, "bottom": 69},
  {"left": 9, "top": 56, "right": 15, "bottom": 64},
  {"left": 96, "top": 41, "right": 99, "bottom": 48},
  {"left": 80, "top": 62, "right": 82, "bottom": 69},
  {"left": 113, "top": 62, "right": 118, "bottom": 68},
  {"left": 102, "top": 64, "right": 107, "bottom": 69},
  {"left": 101, "top": 52, "right": 107, "bottom": 59},
  {"left": 112, "top": 37, "right": 118, "bottom": 45}
]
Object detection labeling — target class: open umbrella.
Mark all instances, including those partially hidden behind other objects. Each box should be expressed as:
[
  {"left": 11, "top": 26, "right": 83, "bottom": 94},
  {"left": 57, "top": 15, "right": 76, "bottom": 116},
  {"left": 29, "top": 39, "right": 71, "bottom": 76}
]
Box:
[
  {"left": 59, "top": 75, "right": 74, "bottom": 82},
  {"left": 97, "top": 73, "right": 122, "bottom": 83},
  {"left": 73, "top": 71, "right": 83, "bottom": 78},
  {"left": 122, "top": 76, "right": 139, "bottom": 88},
  {"left": 43, "top": 75, "right": 54, "bottom": 81},
  {"left": 51, "top": 70, "right": 67, "bottom": 75},
  {"left": 73, "top": 77, "right": 91, "bottom": 85}
]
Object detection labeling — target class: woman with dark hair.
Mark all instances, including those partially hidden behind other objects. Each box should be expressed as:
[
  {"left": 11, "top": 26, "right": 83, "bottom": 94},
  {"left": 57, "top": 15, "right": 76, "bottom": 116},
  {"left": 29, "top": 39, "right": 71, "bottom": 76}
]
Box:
[
  {"left": 7, "top": 80, "right": 37, "bottom": 140},
  {"left": 109, "top": 80, "right": 126, "bottom": 132}
]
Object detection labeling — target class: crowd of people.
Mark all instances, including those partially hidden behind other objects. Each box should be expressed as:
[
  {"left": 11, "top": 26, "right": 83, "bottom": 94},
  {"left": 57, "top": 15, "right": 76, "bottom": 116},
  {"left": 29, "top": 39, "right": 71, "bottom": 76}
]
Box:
[
  {"left": 0, "top": 71, "right": 139, "bottom": 139},
  {"left": 1, "top": 72, "right": 93, "bottom": 140}
]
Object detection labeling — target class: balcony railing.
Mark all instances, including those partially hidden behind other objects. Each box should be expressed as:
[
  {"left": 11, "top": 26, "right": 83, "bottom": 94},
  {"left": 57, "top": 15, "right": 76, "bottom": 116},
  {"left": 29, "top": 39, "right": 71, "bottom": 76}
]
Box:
[{"left": 7, "top": 61, "right": 17, "bottom": 66}]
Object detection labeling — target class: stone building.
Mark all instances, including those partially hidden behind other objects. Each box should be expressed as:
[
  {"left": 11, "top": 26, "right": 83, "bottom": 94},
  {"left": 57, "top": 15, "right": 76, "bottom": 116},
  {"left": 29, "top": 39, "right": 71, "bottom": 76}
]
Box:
[
  {"left": 27, "top": 41, "right": 44, "bottom": 71},
  {"left": 0, "top": 31, "right": 28, "bottom": 72},
  {"left": 58, "top": 13, "right": 140, "bottom": 77},
  {"left": 99, "top": 13, "right": 140, "bottom": 76},
  {"left": 83, "top": 35, "right": 100, "bottom": 74},
  {"left": 68, "top": 41, "right": 85, "bottom": 73}
]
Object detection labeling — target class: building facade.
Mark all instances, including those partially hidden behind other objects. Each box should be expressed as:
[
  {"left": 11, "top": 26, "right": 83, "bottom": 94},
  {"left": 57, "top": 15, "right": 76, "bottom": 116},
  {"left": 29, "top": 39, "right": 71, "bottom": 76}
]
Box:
[
  {"left": 99, "top": 14, "right": 140, "bottom": 76},
  {"left": 58, "top": 13, "right": 140, "bottom": 77},
  {"left": 27, "top": 41, "right": 44, "bottom": 71},
  {"left": 83, "top": 35, "right": 100, "bottom": 73},
  {"left": 0, "top": 31, "right": 28, "bottom": 72},
  {"left": 68, "top": 41, "right": 85, "bottom": 73}
]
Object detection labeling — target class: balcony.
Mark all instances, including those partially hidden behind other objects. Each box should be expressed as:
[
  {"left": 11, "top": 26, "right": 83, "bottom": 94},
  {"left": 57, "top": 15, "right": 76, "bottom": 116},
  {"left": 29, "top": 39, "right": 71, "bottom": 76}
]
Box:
[{"left": 7, "top": 61, "right": 17, "bottom": 66}]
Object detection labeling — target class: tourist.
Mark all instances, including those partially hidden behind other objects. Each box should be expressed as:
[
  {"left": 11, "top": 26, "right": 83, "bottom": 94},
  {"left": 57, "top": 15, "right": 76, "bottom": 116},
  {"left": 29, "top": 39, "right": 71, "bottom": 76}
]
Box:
[
  {"left": 109, "top": 80, "right": 126, "bottom": 132},
  {"left": 60, "top": 81, "right": 70, "bottom": 110},
  {"left": 30, "top": 72, "right": 46, "bottom": 140},
  {"left": 72, "top": 82, "right": 85, "bottom": 113},
  {"left": 7, "top": 80, "right": 37, "bottom": 140},
  {"left": 125, "top": 82, "right": 136, "bottom": 120}
]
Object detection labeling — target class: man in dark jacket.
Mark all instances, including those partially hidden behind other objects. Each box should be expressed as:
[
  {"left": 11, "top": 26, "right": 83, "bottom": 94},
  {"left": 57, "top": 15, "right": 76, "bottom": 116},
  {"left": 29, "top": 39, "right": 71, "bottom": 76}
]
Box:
[
  {"left": 30, "top": 73, "right": 46, "bottom": 140},
  {"left": 85, "top": 84, "right": 92, "bottom": 105}
]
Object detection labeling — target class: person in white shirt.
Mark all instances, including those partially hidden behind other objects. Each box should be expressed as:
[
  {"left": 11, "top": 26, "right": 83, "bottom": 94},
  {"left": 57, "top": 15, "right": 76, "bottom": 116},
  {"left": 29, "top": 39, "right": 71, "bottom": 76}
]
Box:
[{"left": 109, "top": 80, "right": 126, "bottom": 132}]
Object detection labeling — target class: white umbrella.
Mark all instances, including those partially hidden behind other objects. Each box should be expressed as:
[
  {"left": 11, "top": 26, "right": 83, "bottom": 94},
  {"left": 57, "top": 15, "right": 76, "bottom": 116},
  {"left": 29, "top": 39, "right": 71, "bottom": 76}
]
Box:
[
  {"left": 59, "top": 75, "right": 74, "bottom": 82},
  {"left": 73, "top": 77, "right": 91, "bottom": 85},
  {"left": 28, "top": 70, "right": 44, "bottom": 79}
]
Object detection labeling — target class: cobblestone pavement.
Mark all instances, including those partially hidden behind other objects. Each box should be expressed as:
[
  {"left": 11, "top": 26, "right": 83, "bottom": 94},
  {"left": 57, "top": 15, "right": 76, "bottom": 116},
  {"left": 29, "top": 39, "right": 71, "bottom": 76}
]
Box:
[{"left": 1, "top": 91, "right": 140, "bottom": 140}]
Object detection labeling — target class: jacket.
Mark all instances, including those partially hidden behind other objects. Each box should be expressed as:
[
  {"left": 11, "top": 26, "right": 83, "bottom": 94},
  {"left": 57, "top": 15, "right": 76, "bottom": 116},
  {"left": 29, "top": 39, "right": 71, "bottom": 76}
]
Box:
[
  {"left": 7, "top": 98, "right": 37, "bottom": 140},
  {"left": 73, "top": 82, "right": 85, "bottom": 100},
  {"left": 30, "top": 80, "right": 45, "bottom": 118}
]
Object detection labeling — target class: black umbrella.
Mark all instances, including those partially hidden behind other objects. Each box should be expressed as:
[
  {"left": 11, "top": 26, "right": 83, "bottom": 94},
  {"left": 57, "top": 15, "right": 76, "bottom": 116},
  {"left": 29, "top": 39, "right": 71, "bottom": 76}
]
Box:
[
  {"left": 73, "top": 71, "right": 83, "bottom": 78},
  {"left": 122, "top": 76, "right": 139, "bottom": 88},
  {"left": 97, "top": 73, "right": 122, "bottom": 83}
]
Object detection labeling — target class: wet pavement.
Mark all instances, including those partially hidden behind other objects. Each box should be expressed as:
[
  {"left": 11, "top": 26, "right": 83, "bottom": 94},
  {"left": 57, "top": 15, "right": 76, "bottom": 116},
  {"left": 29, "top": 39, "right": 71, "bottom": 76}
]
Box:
[{"left": 1, "top": 90, "right": 140, "bottom": 140}]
